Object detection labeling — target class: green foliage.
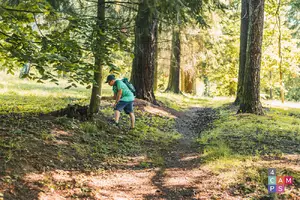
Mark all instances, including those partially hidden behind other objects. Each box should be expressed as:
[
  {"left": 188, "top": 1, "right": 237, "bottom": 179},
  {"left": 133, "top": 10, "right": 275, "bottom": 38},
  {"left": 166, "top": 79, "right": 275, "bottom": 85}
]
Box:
[
  {"left": 261, "top": 0, "right": 300, "bottom": 101},
  {"left": 0, "top": 0, "right": 133, "bottom": 88},
  {"left": 285, "top": 77, "right": 300, "bottom": 101},
  {"left": 80, "top": 122, "right": 98, "bottom": 134},
  {"left": 287, "top": 0, "right": 300, "bottom": 40}
]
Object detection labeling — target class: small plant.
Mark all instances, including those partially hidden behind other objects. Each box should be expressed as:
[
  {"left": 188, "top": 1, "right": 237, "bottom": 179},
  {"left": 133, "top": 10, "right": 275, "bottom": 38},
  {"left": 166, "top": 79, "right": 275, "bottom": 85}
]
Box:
[
  {"left": 81, "top": 122, "right": 98, "bottom": 134},
  {"left": 139, "top": 161, "right": 150, "bottom": 168},
  {"left": 41, "top": 131, "right": 55, "bottom": 141}
]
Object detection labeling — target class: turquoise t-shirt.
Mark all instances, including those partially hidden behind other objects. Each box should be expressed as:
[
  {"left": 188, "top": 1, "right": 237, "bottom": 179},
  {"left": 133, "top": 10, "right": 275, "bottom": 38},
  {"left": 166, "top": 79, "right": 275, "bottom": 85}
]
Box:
[{"left": 113, "top": 80, "right": 135, "bottom": 102}]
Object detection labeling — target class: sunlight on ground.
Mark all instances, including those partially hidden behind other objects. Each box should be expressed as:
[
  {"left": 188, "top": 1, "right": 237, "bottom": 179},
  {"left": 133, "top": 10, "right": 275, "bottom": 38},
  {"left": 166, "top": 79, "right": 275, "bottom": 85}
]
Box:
[
  {"left": 0, "top": 71, "right": 90, "bottom": 97},
  {"left": 23, "top": 169, "right": 159, "bottom": 199},
  {"left": 20, "top": 155, "right": 300, "bottom": 199},
  {"left": 263, "top": 100, "right": 300, "bottom": 109},
  {"left": 144, "top": 106, "right": 177, "bottom": 118},
  {"left": 180, "top": 154, "right": 201, "bottom": 162}
]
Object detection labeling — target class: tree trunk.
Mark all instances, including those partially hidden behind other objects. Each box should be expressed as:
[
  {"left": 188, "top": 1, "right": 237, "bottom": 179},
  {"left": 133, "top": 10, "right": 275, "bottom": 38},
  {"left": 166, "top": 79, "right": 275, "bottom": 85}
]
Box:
[
  {"left": 181, "top": 69, "right": 185, "bottom": 91},
  {"left": 154, "top": 24, "right": 158, "bottom": 92},
  {"left": 166, "top": 26, "right": 181, "bottom": 93},
  {"left": 131, "top": 0, "right": 158, "bottom": 103},
  {"left": 234, "top": 0, "right": 249, "bottom": 105},
  {"left": 89, "top": 0, "right": 105, "bottom": 114},
  {"left": 181, "top": 69, "right": 196, "bottom": 94},
  {"left": 239, "top": 0, "right": 264, "bottom": 115},
  {"left": 277, "top": 0, "right": 284, "bottom": 103}
]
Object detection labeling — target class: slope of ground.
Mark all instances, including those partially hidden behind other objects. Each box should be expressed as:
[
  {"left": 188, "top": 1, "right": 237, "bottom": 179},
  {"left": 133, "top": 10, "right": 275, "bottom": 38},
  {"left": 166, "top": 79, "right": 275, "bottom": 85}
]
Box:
[{"left": 0, "top": 73, "right": 299, "bottom": 200}]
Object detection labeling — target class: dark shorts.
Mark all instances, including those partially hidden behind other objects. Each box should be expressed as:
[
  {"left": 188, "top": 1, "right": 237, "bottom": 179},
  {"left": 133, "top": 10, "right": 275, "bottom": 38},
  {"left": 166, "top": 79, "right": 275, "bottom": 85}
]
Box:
[{"left": 114, "top": 101, "right": 134, "bottom": 114}]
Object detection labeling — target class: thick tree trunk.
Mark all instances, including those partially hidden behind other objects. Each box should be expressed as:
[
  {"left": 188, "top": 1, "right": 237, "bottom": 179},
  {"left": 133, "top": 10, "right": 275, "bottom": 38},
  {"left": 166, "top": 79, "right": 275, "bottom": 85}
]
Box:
[
  {"left": 131, "top": 0, "right": 158, "bottom": 103},
  {"left": 154, "top": 25, "right": 158, "bottom": 92},
  {"left": 239, "top": 0, "right": 264, "bottom": 115},
  {"left": 89, "top": 0, "right": 105, "bottom": 114},
  {"left": 234, "top": 0, "right": 249, "bottom": 105},
  {"left": 166, "top": 26, "right": 181, "bottom": 93}
]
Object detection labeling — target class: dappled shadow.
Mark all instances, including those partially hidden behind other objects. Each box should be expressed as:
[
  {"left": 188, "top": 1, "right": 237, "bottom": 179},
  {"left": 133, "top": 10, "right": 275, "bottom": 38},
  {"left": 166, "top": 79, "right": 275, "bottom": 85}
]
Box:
[
  {"left": 1, "top": 101, "right": 299, "bottom": 199},
  {"left": 2, "top": 178, "right": 41, "bottom": 200},
  {"left": 0, "top": 99, "right": 192, "bottom": 199},
  {"left": 0, "top": 106, "right": 218, "bottom": 199},
  {"left": 0, "top": 111, "right": 137, "bottom": 199}
]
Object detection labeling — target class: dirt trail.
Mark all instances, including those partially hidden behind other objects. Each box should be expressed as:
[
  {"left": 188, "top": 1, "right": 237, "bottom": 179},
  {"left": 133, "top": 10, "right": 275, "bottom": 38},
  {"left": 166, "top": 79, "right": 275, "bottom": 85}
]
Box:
[
  {"left": 159, "top": 107, "right": 217, "bottom": 170},
  {"left": 89, "top": 107, "right": 222, "bottom": 200},
  {"left": 148, "top": 107, "right": 218, "bottom": 199},
  {"left": 85, "top": 106, "right": 228, "bottom": 200},
  {"left": 82, "top": 106, "right": 222, "bottom": 200}
]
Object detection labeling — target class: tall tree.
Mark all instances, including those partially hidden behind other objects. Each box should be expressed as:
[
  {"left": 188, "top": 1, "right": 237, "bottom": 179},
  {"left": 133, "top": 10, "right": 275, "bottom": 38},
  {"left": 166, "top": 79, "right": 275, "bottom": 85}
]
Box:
[
  {"left": 131, "top": 0, "right": 158, "bottom": 103},
  {"left": 276, "top": 0, "right": 285, "bottom": 103},
  {"left": 239, "top": 0, "right": 264, "bottom": 115},
  {"left": 153, "top": 23, "right": 159, "bottom": 91},
  {"left": 166, "top": 26, "right": 181, "bottom": 93},
  {"left": 89, "top": 0, "right": 106, "bottom": 114},
  {"left": 131, "top": 0, "right": 205, "bottom": 101},
  {"left": 234, "top": 0, "right": 249, "bottom": 104}
]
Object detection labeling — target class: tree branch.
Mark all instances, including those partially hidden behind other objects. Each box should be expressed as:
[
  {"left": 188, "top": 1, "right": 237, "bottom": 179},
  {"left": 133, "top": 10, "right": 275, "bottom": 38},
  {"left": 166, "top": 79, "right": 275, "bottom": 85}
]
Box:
[
  {"left": 86, "top": 0, "right": 139, "bottom": 5},
  {"left": 0, "top": 30, "right": 11, "bottom": 37},
  {"left": 0, "top": 6, "right": 43, "bottom": 14},
  {"left": 33, "top": 13, "right": 46, "bottom": 38},
  {"left": 105, "top": 1, "right": 139, "bottom": 5}
]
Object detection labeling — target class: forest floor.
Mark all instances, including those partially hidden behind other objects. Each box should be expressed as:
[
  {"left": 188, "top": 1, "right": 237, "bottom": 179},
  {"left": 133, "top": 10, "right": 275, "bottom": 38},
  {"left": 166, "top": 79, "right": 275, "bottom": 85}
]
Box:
[{"left": 0, "top": 73, "right": 299, "bottom": 200}]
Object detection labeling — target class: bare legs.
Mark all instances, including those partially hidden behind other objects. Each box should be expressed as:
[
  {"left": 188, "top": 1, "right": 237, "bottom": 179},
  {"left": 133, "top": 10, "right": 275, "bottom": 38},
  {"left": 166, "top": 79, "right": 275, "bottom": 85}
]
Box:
[
  {"left": 129, "top": 112, "right": 135, "bottom": 128},
  {"left": 114, "top": 110, "right": 120, "bottom": 123},
  {"left": 114, "top": 110, "right": 135, "bottom": 129}
]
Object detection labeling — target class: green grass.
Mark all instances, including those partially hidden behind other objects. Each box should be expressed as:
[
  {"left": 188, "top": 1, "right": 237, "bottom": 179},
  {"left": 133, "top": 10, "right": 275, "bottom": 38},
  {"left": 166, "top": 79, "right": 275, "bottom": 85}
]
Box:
[
  {"left": 156, "top": 92, "right": 233, "bottom": 110},
  {"left": 0, "top": 71, "right": 112, "bottom": 114},
  {"left": 0, "top": 73, "right": 182, "bottom": 175},
  {"left": 198, "top": 106, "right": 300, "bottom": 159},
  {"left": 198, "top": 105, "right": 300, "bottom": 199},
  {"left": 0, "top": 106, "right": 181, "bottom": 179},
  {"left": 100, "top": 106, "right": 182, "bottom": 164}
]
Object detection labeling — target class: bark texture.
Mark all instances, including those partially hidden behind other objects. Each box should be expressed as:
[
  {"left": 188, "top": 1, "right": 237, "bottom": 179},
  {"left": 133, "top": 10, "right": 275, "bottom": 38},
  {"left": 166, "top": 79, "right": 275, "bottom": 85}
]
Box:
[
  {"left": 239, "top": 0, "right": 264, "bottom": 115},
  {"left": 89, "top": 0, "right": 105, "bottom": 114},
  {"left": 131, "top": 0, "right": 158, "bottom": 103}
]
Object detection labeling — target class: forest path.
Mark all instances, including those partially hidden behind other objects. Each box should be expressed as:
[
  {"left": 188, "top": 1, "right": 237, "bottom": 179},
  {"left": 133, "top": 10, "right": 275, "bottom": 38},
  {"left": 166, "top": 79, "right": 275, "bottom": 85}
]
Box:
[
  {"left": 146, "top": 107, "right": 219, "bottom": 199},
  {"left": 88, "top": 106, "right": 232, "bottom": 200}
]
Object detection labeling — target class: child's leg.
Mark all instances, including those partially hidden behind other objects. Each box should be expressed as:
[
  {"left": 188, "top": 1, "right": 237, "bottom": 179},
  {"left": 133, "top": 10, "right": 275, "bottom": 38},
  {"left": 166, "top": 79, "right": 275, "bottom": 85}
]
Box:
[
  {"left": 129, "top": 112, "right": 135, "bottom": 128},
  {"left": 124, "top": 101, "right": 135, "bottom": 128},
  {"left": 114, "top": 110, "right": 120, "bottom": 123}
]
